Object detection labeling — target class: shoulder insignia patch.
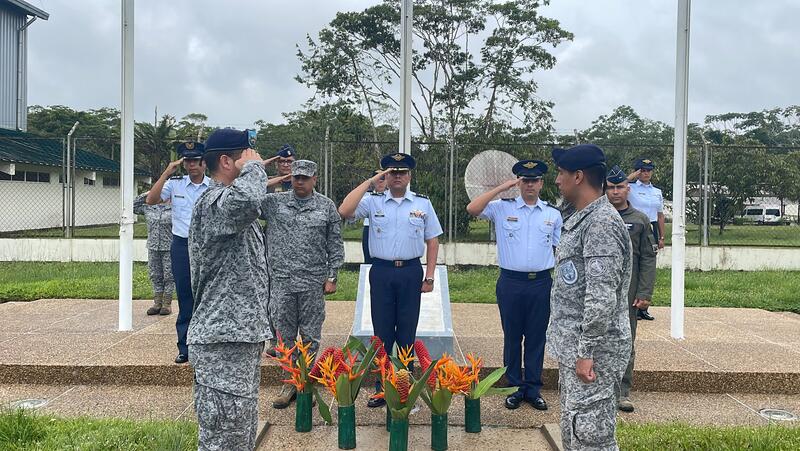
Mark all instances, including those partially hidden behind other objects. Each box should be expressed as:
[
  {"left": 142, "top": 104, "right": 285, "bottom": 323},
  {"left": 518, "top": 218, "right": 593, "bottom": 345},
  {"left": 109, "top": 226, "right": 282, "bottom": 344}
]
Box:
[{"left": 414, "top": 193, "right": 429, "bottom": 199}]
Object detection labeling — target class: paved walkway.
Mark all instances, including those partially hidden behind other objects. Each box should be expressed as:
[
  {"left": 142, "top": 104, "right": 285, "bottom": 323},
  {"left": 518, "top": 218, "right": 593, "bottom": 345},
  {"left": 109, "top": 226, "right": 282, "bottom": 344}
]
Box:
[{"left": 1, "top": 299, "right": 799, "bottom": 393}]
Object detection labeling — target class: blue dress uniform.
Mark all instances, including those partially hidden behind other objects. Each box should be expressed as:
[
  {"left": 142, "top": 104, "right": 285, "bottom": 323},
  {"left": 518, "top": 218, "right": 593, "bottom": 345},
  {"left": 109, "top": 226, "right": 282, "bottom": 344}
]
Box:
[
  {"left": 353, "top": 154, "right": 443, "bottom": 361},
  {"left": 627, "top": 158, "right": 663, "bottom": 243},
  {"left": 479, "top": 160, "right": 562, "bottom": 408},
  {"left": 160, "top": 142, "right": 210, "bottom": 360},
  {"left": 361, "top": 170, "right": 383, "bottom": 264}
]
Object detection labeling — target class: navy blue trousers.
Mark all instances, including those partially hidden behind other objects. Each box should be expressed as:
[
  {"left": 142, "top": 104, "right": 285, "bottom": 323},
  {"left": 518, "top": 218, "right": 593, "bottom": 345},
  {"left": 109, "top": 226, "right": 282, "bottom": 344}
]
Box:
[
  {"left": 369, "top": 261, "right": 423, "bottom": 360},
  {"left": 362, "top": 226, "right": 372, "bottom": 264},
  {"left": 496, "top": 270, "right": 552, "bottom": 399},
  {"left": 171, "top": 236, "right": 194, "bottom": 356}
]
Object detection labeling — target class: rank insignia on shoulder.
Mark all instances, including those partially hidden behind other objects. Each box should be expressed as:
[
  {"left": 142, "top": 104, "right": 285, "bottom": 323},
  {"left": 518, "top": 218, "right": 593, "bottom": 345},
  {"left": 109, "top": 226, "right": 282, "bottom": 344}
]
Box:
[
  {"left": 370, "top": 191, "right": 385, "bottom": 196},
  {"left": 501, "top": 197, "right": 515, "bottom": 201},
  {"left": 506, "top": 216, "right": 518, "bottom": 222},
  {"left": 414, "top": 193, "right": 429, "bottom": 199}
]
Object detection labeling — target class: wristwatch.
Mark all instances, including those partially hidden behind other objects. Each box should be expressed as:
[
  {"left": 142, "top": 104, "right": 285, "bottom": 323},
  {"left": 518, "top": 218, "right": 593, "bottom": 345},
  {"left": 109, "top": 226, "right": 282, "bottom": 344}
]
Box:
[{"left": 423, "top": 277, "right": 435, "bottom": 284}]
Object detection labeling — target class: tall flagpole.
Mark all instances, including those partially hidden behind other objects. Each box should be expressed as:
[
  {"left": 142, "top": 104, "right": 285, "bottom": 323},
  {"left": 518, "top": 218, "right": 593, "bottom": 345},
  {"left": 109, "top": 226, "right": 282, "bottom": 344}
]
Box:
[
  {"left": 118, "top": 0, "right": 135, "bottom": 331},
  {"left": 670, "top": 0, "right": 691, "bottom": 339},
  {"left": 399, "top": 0, "right": 413, "bottom": 155}
]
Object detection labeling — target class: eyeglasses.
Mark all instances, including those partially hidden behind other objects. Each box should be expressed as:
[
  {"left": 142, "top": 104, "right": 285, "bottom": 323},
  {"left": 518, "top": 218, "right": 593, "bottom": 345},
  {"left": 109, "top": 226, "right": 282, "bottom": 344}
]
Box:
[{"left": 278, "top": 160, "right": 294, "bottom": 166}]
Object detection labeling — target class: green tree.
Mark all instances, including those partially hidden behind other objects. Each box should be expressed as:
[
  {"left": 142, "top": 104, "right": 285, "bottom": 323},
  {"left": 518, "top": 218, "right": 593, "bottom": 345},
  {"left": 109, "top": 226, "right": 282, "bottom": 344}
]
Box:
[
  {"left": 27, "top": 105, "right": 120, "bottom": 159},
  {"left": 134, "top": 115, "right": 177, "bottom": 178},
  {"left": 296, "top": 0, "right": 572, "bottom": 142}
]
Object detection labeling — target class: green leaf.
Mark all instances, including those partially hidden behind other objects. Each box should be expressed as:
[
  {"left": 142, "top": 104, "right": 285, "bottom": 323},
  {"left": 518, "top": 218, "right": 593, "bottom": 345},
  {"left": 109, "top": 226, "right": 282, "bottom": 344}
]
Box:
[
  {"left": 312, "top": 386, "right": 332, "bottom": 424},
  {"left": 351, "top": 342, "right": 379, "bottom": 401},
  {"left": 389, "top": 355, "right": 406, "bottom": 370},
  {"left": 431, "top": 388, "right": 453, "bottom": 415},
  {"left": 344, "top": 335, "right": 368, "bottom": 356},
  {"left": 482, "top": 386, "right": 518, "bottom": 397},
  {"left": 335, "top": 373, "right": 352, "bottom": 405},
  {"left": 384, "top": 380, "right": 402, "bottom": 411},
  {"left": 419, "top": 387, "right": 435, "bottom": 411},
  {"left": 405, "top": 360, "right": 438, "bottom": 408},
  {"left": 472, "top": 366, "right": 508, "bottom": 399}
]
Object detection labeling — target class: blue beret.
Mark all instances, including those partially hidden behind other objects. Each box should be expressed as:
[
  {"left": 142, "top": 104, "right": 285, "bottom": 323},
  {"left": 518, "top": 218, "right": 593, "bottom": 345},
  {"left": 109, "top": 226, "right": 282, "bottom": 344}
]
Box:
[
  {"left": 380, "top": 152, "right": 416, "bottom": 171},
  {"left": 606, "top": 165, "right": 627, "bottom": 184},
  {"left": 204, "top": 128, "right": 257, "bottom": 152},
  {"left": 512, "top": 159, "right": 548, "bottom": 179},
  {"left": 552, "top": 144, "right": 606, "bottom": 171},
  {"left": 277, "top": 144, "right": 296, "bottom": 158},
  {"left": 176, "top": 141, "right": 205, "bottom": 159},
  {"left": 634, "top": 158, "right": 655, "bottom": 170}
]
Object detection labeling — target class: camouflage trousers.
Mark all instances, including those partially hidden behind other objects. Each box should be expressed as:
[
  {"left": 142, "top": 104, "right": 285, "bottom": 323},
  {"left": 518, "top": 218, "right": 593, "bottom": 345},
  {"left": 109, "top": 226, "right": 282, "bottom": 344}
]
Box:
[
  {"left": 269, "top": 280, "right": 325, "bottom": 356},
  {"left": 558, "top": 359, "right": 627, "bottom": 451},
  {"left": 190, "top": 342, "right": 263, "bottom": 451},
  {"left": 147, "top": 250, "right": 174, "bottom": 296},
  {"left": 194, "top": 384, "right": 258, "bottom": 451},
  {"left": 620, "top": 305, "right": 639, "bottom": 397}
]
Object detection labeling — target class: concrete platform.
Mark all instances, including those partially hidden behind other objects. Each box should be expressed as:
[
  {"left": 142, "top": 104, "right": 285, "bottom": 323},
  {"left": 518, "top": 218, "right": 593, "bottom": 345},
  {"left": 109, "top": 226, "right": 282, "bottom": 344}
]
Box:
[{"left": 1, "top": 300, "right": 799, "bottom": 394}]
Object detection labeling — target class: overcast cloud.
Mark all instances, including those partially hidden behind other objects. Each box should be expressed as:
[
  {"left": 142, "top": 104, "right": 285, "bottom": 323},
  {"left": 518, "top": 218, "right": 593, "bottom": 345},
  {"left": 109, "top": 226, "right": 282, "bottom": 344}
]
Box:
[{"left": 25, "top": 0, "right": 800, "bottom": 133}]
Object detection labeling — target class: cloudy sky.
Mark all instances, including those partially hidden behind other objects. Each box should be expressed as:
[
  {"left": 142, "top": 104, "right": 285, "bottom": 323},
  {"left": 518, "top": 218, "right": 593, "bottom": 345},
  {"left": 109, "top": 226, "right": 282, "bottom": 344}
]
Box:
[{"left": 25, "top": 0, "right": 799, "bottom": 134}]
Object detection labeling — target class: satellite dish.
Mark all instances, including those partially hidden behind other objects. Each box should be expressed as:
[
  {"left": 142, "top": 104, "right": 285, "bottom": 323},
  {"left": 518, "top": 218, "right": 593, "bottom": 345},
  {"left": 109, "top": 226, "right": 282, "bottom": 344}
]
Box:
[{"left": 464, "top": 150, "right": 519, "bottom": 201}]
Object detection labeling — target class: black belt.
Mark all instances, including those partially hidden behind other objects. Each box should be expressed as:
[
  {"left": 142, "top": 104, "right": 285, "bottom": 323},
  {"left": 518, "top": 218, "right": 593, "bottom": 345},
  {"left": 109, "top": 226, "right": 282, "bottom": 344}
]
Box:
[
  {"left": 372, "top": 258, "right": 421, "bottom": 268},
  {"left": 500, "top": 268, "right": 552, "bottom": 281}
]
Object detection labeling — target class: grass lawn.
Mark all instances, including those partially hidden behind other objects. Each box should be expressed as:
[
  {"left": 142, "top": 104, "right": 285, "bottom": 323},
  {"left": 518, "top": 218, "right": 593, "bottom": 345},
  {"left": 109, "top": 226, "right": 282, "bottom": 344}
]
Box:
[
  {"left": 0, "top": 408, "right": 197, "bottom": 451},
  {"left": 1, "top": 409, "right": 798, "bottom": 451},
  {"left": 1, "top": 262, "right": 798, "bottom": 314},
  {"left": 617, "top": 422, "right": 800, "bottom": 450}
]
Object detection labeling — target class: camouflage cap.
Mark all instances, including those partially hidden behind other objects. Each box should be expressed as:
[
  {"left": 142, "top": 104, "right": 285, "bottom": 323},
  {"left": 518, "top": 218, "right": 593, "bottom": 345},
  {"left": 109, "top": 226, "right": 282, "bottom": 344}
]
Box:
[{"left": 291, "top": 159, "right": 317, "bottom": 177}]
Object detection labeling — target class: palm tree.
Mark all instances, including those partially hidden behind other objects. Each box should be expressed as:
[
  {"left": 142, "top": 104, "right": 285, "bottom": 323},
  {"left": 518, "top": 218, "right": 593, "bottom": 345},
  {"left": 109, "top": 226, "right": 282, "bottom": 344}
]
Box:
[{"left": 135, "top": 115, "right": 177, "bottom": 177}]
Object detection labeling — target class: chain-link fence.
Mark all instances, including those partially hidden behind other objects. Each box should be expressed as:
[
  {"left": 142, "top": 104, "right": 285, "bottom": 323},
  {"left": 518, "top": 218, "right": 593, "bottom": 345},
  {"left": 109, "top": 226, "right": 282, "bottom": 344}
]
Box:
[{"left": 2, "top": 133, "right": 799, "bottom": 247}]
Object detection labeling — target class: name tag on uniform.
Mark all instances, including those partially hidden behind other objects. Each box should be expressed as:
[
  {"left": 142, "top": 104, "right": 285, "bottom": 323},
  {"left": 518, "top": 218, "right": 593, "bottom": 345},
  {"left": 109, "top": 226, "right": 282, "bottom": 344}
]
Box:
[
  {"left": 174, "top": 194, "right": 186, "bottom": 199},
  {"left": 544, "top": 219, "right": 553, "bottom": 226},
  {"left": 506, "top": 216, "right": 518, "bottom": 222},
  {"left": 625, "top": 223, "right": 633, "bottom": 230},
  {"left": 374, "top": 211, "right": 385, "bottom": 217}
]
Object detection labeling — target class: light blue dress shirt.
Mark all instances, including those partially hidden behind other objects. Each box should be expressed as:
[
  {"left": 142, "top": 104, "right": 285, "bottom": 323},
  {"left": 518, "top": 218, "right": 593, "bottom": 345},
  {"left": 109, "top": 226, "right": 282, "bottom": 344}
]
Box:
[
  {"left": 479, "top": 197, "right": 562, "bottom": 272},
  {"left": 628, "top": 180, "right": 663, "bottom": 222},
  {"left": 160, "top": 175, "right": 211, "bottom": 238},
  {"left": 354, "top": 189, "right": 443, "bottom": 261}
]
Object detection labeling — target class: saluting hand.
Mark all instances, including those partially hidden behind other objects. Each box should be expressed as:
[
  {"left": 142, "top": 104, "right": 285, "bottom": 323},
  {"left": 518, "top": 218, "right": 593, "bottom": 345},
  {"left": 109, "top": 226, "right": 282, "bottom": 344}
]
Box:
[
  {"left": 500, "top": 178, "right": 519, "bottom": 191},
  {"left": 164, "top": 158, "right": 184, "bottom": 176},
  {"left": 576, "top": 358, "right": 596, "bottom": 383},
  {"left": 371, "top": 169, "right": 393, "bottom": 184},
  {"left": 235, "top": 148, "right": 263, "bottom": 170},
  {"left": 627, "top": 169, "right": 641, "bottom": 182},
  {"left": 262, "top": 155, "right": 281, "bottom": 166}
]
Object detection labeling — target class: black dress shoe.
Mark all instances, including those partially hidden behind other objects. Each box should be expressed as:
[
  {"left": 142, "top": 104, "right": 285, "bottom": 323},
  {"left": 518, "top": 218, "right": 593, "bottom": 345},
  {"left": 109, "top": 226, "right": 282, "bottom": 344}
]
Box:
[
  {"left": 527, "top": 396, "right": 548, "bottom": 411},
  {"left": 638, "top": 310, "right": 655, "bottom": 321},
  {"left": 505, "top": 392, "right": 524, "bottom": 410},
  {"left": 174, "top": 354, "right": 188, "bottom": 364},
  {"left": 367, "top": 396, "right": 386, "bottom": 408}
]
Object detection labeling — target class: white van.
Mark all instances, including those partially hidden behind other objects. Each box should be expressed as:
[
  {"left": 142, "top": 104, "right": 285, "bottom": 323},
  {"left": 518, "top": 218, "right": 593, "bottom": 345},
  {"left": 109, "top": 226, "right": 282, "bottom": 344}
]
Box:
[{"left": 740, "top": 206, "right": 786, "bottom": 225}]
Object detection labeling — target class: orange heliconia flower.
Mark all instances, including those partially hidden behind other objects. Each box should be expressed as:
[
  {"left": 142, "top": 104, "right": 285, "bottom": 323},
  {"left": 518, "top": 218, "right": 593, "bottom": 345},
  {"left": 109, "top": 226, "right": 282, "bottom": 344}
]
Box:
[
  {"left": 268, "top": 334, "right": 314, "bottom": 392},
  {"left": 398, "top": 345, "right": 416, "bottom": 369},
  {"left": 310, "top": 353, "right": 341, "bottom": 398},
  {"left": 436, "top": 353, "right": 478, "bottom": 395}
]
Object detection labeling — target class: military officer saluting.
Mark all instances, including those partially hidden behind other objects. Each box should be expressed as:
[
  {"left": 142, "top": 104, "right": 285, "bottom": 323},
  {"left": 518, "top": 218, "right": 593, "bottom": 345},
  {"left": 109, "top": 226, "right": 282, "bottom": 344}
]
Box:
[
  {"left": 338, "top": 152, "right": 443, "bottom": 408},
  {"left": 606, "top": 165, "right": 657, "bottom": 413},
  {"left": 548, "top": 144, "right": 632, "bottom": 451},
  {"left": 270, "top": 144, "right": 296, "bottom": 193},
  {"left": 146, "top": 141, "right": 210, "bottom": 364},
  {"left": 263, "top": 160, "right": 345, "bottom": 409},
  {"left": 466, "top": 159, "right": 562, "bottom": 411},
  {"left": 626, "top": 158, "right": 663, "bottom": 321},
  {"left": 187, "top": 128, "right": 272, "bottom": 451}
]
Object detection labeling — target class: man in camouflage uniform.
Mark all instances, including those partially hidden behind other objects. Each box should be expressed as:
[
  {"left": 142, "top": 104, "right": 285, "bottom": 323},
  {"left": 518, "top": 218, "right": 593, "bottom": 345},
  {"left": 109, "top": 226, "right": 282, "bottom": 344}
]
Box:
[
  {"left": 606, "top": 165, "right": 657, "bottom": 413},
  {"left": 133, "top": 192, "right": 174, "bottom": 315},
  {"left": 188, "top": 128, "right": 273, "bottom": 451},
  {"left": 548, "top": 144, "right": 632, "bottom": 451},
  {"left": 262, "top": 159, "right": 344, "bottom": 409}
]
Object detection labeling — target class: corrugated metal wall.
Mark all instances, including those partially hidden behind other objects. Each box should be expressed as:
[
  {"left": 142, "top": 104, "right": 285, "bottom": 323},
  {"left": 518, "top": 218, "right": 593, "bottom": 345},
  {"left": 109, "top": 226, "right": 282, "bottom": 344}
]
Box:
[{"left": 0, "top": 3, "right": 26, "bottom": 131}]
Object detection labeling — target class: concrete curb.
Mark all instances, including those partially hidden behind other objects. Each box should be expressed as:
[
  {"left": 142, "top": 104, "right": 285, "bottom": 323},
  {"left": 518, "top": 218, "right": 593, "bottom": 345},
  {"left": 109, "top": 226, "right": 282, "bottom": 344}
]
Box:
[
  {"left": 541, "top": 424, "right": 563, "bottom": 451},
  {"left": 254, "top": 421, "right": 271, "bottom": 450},
  {"left": 2, "top": 364, "right": 798, "bottom": 395}
]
